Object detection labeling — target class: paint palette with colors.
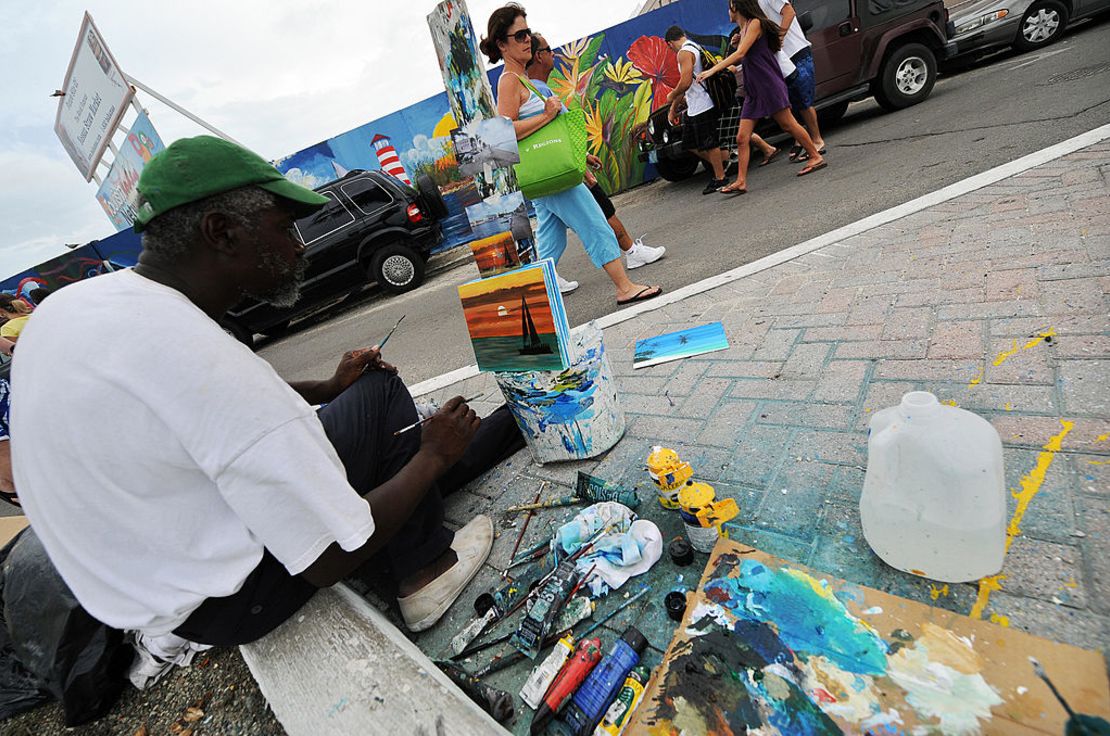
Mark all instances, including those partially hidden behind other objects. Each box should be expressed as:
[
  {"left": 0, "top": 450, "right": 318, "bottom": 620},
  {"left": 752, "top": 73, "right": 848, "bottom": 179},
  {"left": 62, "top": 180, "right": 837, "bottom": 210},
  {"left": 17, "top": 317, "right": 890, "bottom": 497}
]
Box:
[{"left": 628, "top": 538, "right": 1110, "bottom": 735}]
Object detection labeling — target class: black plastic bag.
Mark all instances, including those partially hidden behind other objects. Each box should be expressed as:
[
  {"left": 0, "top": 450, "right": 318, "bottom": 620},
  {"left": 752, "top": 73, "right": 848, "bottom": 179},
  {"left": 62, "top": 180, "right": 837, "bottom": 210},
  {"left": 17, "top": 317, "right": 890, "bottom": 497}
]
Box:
[
  {"left": 0, "top": 529, "right": 49, "bottom": 720},
  {"left": 1, "top": 528, "right": 132, "bottom": 725}
]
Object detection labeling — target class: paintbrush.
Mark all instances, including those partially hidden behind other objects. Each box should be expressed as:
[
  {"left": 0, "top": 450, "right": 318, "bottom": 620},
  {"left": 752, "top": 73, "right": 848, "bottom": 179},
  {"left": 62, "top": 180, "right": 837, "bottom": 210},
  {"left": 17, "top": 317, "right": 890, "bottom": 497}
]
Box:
[
  {"left": 504, "top": 485, "right": 546, "bottom": 577},
  {"left": 393, "top": 393, "right": 485, "bottom": 436},
  {"left": 473, "top": 588, "right": 649, "bottom": 678},
  {"left": 376, "top": 314, "right": 406, "bottom": 349},
  {"left": 1030, "top": 657, "right": 1077, "bottom": 719}
]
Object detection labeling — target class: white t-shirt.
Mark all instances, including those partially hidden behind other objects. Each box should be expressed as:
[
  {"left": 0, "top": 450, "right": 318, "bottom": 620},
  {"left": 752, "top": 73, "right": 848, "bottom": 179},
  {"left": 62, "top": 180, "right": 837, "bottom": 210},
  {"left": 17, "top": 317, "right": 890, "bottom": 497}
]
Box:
[
  {"left": 758, "top": 0, "right": 812, "bottom": 61},
  {"left": 11, "top": 269, "right": 375, "bottom": 635},
  {"left": 679, "top": 41, "right": 714, "bottom": 117}
]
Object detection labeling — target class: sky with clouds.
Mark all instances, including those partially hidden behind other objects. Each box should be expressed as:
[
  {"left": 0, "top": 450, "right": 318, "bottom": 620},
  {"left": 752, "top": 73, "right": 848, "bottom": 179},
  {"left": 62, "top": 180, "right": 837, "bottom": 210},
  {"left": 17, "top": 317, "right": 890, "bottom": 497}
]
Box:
[{"left": 0, "top": 0, "right": 639, "bottom": 279}]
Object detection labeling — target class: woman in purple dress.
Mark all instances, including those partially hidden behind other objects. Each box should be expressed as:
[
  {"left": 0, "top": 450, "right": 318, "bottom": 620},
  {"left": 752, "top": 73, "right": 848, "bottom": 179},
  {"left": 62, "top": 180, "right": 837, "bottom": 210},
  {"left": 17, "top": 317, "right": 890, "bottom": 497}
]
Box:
[{"left": 699, "top": 0, "right": 826, "bottom": 193}]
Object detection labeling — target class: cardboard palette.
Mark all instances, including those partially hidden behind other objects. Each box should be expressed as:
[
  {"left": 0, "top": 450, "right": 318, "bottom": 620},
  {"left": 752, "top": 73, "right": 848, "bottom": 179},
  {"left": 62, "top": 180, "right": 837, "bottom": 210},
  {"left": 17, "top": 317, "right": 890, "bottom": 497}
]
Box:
[{"left": 628, "top": 538, "right": 1110, "bottom": 735}]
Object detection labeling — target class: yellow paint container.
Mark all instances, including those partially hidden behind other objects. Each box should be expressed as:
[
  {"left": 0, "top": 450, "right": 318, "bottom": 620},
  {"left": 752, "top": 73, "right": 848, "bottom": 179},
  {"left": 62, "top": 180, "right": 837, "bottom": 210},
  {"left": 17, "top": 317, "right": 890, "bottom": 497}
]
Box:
[
  {"left": 646, "top": 446, "right": 694, "bottom": 509},
  {"left": 678, "top": 481, "right": 721, "bottom": 553}
]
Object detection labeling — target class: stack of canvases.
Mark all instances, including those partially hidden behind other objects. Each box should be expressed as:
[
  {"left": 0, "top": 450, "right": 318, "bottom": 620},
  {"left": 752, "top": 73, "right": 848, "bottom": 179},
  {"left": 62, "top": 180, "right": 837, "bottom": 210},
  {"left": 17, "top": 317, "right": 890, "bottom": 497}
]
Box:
[{"left": 456, "top": 259, "right": 626, "bottom": 464}]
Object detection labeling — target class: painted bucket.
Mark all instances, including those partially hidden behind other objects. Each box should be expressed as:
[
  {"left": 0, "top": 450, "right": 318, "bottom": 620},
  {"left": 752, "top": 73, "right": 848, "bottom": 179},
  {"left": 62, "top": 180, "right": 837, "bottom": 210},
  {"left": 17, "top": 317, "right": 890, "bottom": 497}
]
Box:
[
  {"left": 494, "top": 323, "right": 625, "bottom": 465},
  {"left": 678, "top": 481, "right": 720, "bottom": 554}
]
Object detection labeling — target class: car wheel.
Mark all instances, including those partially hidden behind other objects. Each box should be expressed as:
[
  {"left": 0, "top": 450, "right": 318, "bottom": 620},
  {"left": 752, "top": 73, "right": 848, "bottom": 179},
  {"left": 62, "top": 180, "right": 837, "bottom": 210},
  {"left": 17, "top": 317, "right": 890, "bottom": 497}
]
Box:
[
  {"left": 220, "top": 318, "right": 254, "bottom": 348},
  {"left": 1013, "top": 0, "right": 1067, "bottom": 51},
  {"left": 370, "top": 241, "right": 426, "bottom": 294},
  {"left": 874, "top": 43, "right": 937, "bottom": 111},
  {"left": 817, "top": 101, "right": 850, "bottom": 128},
  {"left": 415, "top": 174, "right": 449, "bottom": 220},
  {"left": 654, "top": 154, "right": 700, "bottom": 182}
]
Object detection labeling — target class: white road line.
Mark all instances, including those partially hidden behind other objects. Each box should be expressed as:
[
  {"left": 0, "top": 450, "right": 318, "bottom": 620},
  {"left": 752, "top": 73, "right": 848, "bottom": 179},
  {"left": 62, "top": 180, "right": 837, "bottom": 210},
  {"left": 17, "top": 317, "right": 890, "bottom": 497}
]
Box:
[
  {"left": 408, "top": 122, "right": 1110, "bottom": 398},
  {"left": 1007, "top": 46, "right": 1070, "bottom": 71}
]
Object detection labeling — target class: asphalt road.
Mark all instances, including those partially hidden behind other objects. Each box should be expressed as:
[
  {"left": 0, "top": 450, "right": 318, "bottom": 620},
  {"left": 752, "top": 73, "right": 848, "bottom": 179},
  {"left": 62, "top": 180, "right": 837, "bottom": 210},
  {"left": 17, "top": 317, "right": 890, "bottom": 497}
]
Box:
[{"left": 260, "top": 18, "right": 1110, "bottom": 385}]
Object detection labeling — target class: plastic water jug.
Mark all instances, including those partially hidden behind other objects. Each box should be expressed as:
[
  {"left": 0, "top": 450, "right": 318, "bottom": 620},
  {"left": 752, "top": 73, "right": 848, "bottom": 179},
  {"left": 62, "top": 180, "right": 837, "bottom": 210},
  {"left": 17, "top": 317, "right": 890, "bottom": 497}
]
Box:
[{"left": 860, "top": 391, "right": 1006, "bottom": 583}]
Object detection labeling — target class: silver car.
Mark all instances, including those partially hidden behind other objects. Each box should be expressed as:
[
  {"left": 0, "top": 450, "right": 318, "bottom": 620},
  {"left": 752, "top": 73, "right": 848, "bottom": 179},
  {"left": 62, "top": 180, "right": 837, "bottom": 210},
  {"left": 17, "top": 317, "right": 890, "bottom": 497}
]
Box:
[{"left": 949, "top": 0, "right": 1110, "bottom": 55}]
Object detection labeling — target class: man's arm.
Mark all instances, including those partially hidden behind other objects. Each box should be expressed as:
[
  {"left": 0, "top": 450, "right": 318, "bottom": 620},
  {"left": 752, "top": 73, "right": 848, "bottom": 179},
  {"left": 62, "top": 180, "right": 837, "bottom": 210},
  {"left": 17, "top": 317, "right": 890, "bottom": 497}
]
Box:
[
  {"left": 667, "top": 49, "right": 695, "bottom": 124},
  {"left": 780, "top": 2, "right": 797, "bottom": 38},
  {"left": 666, "top": 49, "right": 695, "bottom": 103},
  {"left": 289, "top": 347, "right": 396, "bottom": 405},
  {"left": 299, "top": 396, "right": 479, "bottom": 587}
]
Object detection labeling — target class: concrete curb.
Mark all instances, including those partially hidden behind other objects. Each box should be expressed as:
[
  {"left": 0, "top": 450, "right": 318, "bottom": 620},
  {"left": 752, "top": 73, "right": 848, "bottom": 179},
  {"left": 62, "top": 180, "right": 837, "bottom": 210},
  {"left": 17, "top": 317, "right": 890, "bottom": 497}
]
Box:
[{"left": 408, "top": 121, "right": 1110, "bottom": 398}]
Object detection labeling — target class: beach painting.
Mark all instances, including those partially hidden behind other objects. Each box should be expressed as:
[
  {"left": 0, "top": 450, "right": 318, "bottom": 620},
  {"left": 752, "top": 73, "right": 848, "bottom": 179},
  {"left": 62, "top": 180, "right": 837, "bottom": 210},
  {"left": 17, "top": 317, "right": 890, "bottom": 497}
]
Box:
[
  {"left": 628, "top": 538, "right": 1110, "bottom": 736},
  {"left": 633, "top": 321, "right": 729, "bottom": 369},
  {"left": 458, "top": 263, "right": 568, "bottom": 373},
  {"left": 468, "top": 231, "right": 522, "bottom": 278}
]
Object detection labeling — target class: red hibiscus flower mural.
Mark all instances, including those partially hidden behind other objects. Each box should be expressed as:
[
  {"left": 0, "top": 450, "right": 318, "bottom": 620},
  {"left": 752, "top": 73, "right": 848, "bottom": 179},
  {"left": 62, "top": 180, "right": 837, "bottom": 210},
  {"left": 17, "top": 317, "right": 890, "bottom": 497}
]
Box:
[{"left": 627, "top": 35, "right": 679, "bottom": 110}]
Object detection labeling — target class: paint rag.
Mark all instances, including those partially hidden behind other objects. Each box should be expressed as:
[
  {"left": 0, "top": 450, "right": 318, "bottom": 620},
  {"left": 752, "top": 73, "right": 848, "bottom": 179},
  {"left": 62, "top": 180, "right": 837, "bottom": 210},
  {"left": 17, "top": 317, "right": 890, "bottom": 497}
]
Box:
[{"left": 556, "top": 502, "right": 662, "bottom": 596}]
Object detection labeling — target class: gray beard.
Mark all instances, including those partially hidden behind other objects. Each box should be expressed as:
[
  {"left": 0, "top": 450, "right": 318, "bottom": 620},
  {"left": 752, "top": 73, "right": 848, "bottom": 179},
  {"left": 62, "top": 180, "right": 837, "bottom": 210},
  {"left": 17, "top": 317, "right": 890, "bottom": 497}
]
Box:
[{"left": 248, "top": 252, "right": 308, "bottom": 308}]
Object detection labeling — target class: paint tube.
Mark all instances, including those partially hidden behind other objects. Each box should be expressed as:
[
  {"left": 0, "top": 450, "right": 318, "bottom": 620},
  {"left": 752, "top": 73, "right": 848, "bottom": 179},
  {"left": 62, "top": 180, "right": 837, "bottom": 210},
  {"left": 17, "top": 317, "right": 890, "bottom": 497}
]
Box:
[
  {"left": 576, "top": 472, "right": 640, "bottom": 509},
  {"left": 560, "top": 627, "right": 648, "bottom": 736},
  {"left": 520, "top": 634, "right": 575, "bottom": 709},
  {"left": 511, "top": 560, "right": 580, "bottom": 659},
  {"left": 592, "top": 665, "right": 650, "bottom": 736}
]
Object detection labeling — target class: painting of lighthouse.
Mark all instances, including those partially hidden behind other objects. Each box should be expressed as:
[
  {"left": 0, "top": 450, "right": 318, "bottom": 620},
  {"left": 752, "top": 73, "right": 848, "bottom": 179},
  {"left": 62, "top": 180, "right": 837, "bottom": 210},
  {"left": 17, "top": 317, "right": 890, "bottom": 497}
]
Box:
[{"left": 372, "top": 134, "right": 412, "bottom": 186}]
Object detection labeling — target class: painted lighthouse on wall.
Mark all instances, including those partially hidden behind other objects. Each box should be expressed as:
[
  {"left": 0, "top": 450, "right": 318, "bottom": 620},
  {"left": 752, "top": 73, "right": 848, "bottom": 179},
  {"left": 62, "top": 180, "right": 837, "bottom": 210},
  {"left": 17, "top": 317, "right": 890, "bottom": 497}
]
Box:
[{"left": 372, "top": 134, "right": 412, "bottom": 186}]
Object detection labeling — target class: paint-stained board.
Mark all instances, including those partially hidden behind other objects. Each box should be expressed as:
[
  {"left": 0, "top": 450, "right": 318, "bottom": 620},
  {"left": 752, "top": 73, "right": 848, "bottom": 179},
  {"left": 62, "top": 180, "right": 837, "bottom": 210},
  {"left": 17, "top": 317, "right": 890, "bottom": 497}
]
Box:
[{"left": 627, "top": 539, "right": 1110, "bottom": 736}]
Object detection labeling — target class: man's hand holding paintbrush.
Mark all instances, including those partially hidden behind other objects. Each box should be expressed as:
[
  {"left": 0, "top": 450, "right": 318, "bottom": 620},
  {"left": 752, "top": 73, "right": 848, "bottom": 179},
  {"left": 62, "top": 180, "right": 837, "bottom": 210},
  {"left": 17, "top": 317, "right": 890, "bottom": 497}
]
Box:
[{"left": 413, "top": 395, "right": 481, "bottom": 473}]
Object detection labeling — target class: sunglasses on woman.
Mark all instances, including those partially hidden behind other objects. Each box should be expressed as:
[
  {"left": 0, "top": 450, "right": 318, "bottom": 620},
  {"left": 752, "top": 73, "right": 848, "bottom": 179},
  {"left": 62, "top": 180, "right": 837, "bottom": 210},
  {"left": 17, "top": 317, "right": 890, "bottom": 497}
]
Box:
[{"left": 505, "top": 27, "right": 531, "bottom": 43}]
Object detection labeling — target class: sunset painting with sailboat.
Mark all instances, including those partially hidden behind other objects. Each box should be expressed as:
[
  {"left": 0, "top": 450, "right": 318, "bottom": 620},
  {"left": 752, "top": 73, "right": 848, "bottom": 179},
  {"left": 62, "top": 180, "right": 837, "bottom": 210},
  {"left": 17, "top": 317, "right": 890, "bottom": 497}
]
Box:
[{"left": 458, "top": 264, "right": 566, "bottom": 372}]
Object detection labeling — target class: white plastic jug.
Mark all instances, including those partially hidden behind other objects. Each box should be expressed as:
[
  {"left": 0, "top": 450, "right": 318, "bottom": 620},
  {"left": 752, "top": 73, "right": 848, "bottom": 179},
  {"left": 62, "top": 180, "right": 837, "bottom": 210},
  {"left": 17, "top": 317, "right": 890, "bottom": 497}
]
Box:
[{"left": 860, "top": 391, "right": 1006, "bottom": 583}]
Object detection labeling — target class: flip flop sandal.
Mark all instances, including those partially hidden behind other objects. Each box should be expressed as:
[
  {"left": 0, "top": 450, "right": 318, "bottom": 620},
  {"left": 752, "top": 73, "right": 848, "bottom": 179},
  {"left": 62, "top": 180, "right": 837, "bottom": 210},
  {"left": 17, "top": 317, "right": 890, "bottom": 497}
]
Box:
[
  {"left": 719, "top": 185, "right": 748, "bottom": 195},
  {"left": 616, "top": 286, "right": 664, "bottom": 306},
  {"left": 797, "top": 161, "right": 828, "bottom": 177},
  {"left": 757, "top": 149, "right": 780, "bottom": 167},
  {"left": 788, "top": 144, "right": 804, "bottom": 162},
  {"left": 796, "top": 147, "right": 828, "bottom": 162},
  {"left": 0, "top": 489, "right": 20, "bottom": 507}
]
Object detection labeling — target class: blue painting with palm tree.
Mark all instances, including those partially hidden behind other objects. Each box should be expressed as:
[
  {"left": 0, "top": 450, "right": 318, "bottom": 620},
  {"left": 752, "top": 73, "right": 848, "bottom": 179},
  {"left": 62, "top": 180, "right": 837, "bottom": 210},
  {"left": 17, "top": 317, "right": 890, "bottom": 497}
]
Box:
[{"left": 633, "top": 322, "right": 730, "bottom": 369}]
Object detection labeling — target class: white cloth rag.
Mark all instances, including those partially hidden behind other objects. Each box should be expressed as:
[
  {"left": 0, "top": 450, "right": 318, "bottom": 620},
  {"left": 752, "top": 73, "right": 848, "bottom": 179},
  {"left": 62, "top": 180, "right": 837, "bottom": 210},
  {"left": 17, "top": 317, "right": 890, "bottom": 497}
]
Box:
[{"left": 556, "top": 502, "right": 663, "bottom": 597}]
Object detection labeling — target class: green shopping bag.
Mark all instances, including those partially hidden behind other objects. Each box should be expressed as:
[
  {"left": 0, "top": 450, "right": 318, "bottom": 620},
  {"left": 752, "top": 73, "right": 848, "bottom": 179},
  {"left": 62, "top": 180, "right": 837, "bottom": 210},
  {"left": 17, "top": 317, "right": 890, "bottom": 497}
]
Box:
[{"left": 513, "top": 77, "right": 587, "bottom": 199}]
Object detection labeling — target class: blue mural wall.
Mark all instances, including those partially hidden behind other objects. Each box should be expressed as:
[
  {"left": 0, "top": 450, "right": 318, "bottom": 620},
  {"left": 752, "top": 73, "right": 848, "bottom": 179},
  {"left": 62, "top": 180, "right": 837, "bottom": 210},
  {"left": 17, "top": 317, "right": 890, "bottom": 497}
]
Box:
[
  {"left": 274, "top": 0, "right": 734, "bottom": 253},
  {"left": 0, "top": 229, "right": 141, "bottom": 297}
]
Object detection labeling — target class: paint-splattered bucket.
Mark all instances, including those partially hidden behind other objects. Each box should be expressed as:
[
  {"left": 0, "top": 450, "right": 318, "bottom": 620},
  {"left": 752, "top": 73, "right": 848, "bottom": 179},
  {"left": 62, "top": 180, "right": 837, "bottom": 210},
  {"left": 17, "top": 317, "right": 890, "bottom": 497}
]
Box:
[{"left": 494, "top": 323, "right": 625, "bottom": 465}]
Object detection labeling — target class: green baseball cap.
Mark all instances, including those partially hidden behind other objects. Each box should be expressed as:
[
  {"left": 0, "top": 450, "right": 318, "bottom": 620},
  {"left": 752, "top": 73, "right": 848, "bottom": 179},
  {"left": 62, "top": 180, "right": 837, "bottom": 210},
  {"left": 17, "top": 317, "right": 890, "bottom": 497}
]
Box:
[{"left": 133, "top": 135, "right": 329, "bottom": 232}]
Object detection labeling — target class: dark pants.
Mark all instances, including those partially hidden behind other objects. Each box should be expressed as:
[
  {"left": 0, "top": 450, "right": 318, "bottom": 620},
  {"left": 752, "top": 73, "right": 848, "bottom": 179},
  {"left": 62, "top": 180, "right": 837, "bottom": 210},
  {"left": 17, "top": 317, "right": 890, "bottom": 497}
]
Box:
[{"left": 174, "top": 371, "right": 524, "bottom": 645}]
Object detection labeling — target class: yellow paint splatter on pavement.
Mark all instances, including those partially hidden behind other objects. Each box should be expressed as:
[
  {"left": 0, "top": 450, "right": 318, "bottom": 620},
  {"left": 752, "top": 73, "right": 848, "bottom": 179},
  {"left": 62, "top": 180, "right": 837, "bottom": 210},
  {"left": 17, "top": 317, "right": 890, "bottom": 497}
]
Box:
[
  {"left": 992, "top": 329, "right": 1056, "bottom": 367},
  {"left": 1004, "top": 403, "right": 1013, "bottom": 412},
  {"left": 930, "top": 584, "right": 949, "bottom": 601},
  {"left": 1064, "top": 578, "right": 1078, "bottom": 589},
  {"left": 968, "top": 367, "right": 984, "bottom": 387},
  {"left": 942, "top": 399, "right": 958, "bottom": 407},
  {"left": 1096, "top": 433, "right": 1109, "bottom": 443},
  {"left": 989, "top": 613, "right": 1010, "bottom": 627},
  {"left": 969, "top": 419, "right": 1074, "bottom": 620},
  {"left": 1088, "top": 459, "right": 1110, "bottom": 466}
]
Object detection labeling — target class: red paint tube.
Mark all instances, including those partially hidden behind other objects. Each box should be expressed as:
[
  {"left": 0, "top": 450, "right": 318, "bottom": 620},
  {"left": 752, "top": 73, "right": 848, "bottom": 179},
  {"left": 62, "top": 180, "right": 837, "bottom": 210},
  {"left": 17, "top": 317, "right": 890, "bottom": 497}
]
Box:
[{"left": 530, "top": 637, "right": 602, "bottom": 736}]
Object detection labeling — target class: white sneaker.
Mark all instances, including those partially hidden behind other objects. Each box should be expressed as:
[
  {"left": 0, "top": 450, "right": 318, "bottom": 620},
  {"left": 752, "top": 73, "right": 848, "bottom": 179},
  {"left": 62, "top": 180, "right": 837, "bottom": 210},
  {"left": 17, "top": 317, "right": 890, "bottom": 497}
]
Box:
[
  {"left": 625, "top": 238, "right": 665, "bottom": 269},
  {"left": 556, "top": 273, "right": 579, "bottom": 294},
  {"left": 397, "top": 515, "right": 493, "bottom": 632}
]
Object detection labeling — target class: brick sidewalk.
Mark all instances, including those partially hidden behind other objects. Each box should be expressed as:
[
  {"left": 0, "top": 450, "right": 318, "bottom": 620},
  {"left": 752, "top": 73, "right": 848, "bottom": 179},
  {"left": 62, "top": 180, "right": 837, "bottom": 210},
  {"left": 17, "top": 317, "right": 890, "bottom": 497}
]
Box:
[{"left": 405, "top": 141, "right": 1109, "bottom": 728}]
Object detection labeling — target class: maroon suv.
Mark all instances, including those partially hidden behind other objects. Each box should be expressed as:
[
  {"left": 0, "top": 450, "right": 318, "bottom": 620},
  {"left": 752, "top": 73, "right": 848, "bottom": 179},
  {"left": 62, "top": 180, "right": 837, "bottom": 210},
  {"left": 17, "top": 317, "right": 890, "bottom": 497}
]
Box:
[{"left": 642, "top": 0, "right": 958, "bottom": 180}]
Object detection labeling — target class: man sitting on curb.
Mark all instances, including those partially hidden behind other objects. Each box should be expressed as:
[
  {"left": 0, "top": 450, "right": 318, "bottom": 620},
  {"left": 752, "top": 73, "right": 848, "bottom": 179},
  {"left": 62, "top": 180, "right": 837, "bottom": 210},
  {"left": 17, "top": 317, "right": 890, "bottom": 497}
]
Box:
[{"left": 11, "top": 136, "right": 524, "bottom": 646}]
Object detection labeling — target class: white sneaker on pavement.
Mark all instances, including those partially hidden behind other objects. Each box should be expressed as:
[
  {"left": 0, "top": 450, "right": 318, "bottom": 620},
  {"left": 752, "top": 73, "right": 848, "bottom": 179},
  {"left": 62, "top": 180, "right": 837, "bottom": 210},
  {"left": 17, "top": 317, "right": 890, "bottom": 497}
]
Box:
[
  {"left": 397, "top": 515, "right": 493, "bottom": 632},
  {"left": 556, "top": 273, "right": 579, "bottom": 294},
  {"left": 625, "top": 238, "right": 666, "bottom": 269}
]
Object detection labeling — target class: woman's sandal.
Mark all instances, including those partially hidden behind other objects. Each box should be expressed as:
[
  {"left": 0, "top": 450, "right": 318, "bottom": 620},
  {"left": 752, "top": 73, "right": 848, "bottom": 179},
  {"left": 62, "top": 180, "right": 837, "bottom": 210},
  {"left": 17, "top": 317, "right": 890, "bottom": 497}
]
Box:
[
  {"left": 758, "top": 148, "right": 781, "bottom": 167},
  {"left": 788, "top": 144, "right": 804, "bottom": 162},
  {"left": 720, "top": 183, "right": 748, "bottom": 195}
]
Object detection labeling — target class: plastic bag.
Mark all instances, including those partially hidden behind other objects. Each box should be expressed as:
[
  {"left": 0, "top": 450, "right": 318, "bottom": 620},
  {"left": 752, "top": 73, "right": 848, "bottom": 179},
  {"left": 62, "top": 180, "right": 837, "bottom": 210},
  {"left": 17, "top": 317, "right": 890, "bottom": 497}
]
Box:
[
  {"left": 1, "top": 528, "right": 132, "bottom": 725},
  {"left": 0, "top": 529, "right": 49, "bottom": 720}
]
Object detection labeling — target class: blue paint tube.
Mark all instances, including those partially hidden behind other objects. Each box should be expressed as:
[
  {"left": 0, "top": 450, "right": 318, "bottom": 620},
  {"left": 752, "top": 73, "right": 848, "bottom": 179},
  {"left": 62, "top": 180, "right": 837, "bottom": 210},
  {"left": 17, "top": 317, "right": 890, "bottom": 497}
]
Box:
[{"left": 558, "top": 627, "right": 648, "bottom": 736}]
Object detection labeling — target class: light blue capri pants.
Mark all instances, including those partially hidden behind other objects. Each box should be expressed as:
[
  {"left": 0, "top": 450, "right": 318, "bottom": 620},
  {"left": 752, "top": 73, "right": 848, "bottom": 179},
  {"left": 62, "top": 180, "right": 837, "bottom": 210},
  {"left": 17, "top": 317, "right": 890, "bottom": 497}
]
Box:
[{"left": 533, "top": 183, "right": 621, "bottom": 268}]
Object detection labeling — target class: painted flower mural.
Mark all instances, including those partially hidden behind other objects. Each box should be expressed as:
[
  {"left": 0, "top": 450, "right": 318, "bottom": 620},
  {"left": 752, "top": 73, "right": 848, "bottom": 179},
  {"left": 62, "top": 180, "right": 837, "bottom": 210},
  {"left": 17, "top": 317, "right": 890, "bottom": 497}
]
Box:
[
  {"left": 627, "top": 36, "right": 680, "bottom": 111},
  {"left": 545, "top": 33, "right": 672, "bottom": 194}
]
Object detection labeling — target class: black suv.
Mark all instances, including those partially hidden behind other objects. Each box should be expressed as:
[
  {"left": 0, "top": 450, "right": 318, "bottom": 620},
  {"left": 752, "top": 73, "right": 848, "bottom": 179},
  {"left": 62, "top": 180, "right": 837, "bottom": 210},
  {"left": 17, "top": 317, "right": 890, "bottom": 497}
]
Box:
[
  {"left": 641, "top": 0, "right": 957, "bottom": 180},
  {"left": 220, "top": 170, "right": 447, "bottom": 345}
]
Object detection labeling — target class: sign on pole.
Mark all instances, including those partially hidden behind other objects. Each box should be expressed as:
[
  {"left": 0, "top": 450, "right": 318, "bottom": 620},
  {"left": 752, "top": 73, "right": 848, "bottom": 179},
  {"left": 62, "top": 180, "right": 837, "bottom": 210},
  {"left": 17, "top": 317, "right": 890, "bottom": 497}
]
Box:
[
  {"left": 95, "top": 112, "right": 165, "bottom": 231},
  {"left": 54, "top": 13, "right": 134, "bottom": 181}
]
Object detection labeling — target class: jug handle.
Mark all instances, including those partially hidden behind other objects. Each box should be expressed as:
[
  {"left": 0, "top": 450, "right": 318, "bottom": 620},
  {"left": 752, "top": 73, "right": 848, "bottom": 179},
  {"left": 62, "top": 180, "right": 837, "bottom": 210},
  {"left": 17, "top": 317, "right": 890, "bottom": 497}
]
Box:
[{"left": 867, "top": 427, "right": 899, "bottom": 487}]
